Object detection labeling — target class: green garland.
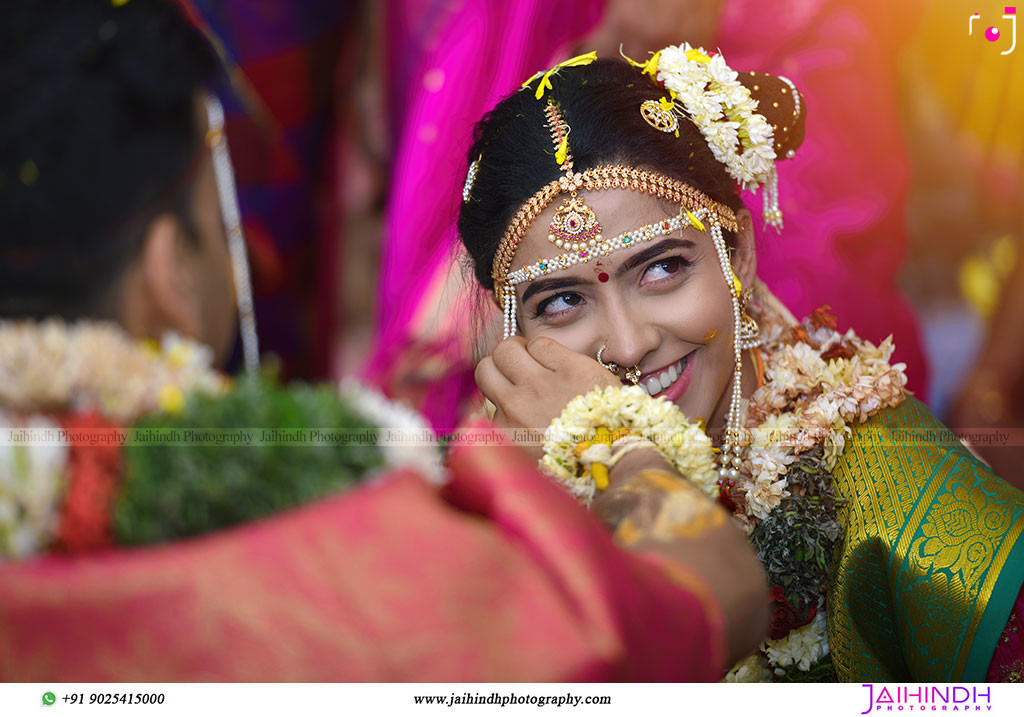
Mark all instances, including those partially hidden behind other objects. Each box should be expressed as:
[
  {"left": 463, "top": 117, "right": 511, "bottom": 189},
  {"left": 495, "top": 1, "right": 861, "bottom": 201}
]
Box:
[
  {"left": 115, "top": 375, "right": 385, "bottom": 545},
  {"left": 751, "top": 447, "right": 844, "bottom": 615}
]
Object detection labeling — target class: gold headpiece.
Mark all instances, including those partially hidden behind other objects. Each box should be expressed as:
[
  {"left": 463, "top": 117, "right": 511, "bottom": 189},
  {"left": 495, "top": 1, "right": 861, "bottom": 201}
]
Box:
[
  {"left": 543, "top": 101, "right": 603, "bottom": 251},
  {"left": 639, "top": 98, "right": 679, "bottom": 135},
  {"left": 492, "top": 163, "right": 737, "bottom": 308}
]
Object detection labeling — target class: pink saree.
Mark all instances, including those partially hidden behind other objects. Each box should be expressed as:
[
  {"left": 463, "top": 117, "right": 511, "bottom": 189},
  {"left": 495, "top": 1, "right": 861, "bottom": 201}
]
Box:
[{"left": 0, "top": 427, "right": 724, "bottom": 681}]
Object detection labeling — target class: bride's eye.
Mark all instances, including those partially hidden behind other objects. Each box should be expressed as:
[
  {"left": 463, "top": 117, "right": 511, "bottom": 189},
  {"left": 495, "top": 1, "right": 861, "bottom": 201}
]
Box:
[
  {"left": 534, "top": 292, "right": 583, "bottom": 318},
  {"left": 640, "top": 256, "right": 691, "bottom": 286}
]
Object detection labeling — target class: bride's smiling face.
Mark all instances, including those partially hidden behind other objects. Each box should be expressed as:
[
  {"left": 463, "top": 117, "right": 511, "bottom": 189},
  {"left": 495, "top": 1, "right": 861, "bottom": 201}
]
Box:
[{"left": 511, "top": 188, "right": 755, "bottom": 427}]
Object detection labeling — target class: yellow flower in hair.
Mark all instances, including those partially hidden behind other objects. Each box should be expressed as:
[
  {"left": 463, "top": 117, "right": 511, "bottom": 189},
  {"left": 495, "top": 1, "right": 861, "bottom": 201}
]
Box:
[
  {"left": 656, "top": 95, "right": 680, "bottom": 137},
  {"left": 531, "top": 73, "right": 555, "bottom": 100},
  {"left": 686, "top": 210, "right": 705, "bottom": 232},
  {"left": 555, "top": 132, "right": 570, "bottom": 165},
  {"left": 522, "top": 51, "right": 598, "bottom": 100},
  {"left": 685, "top": 48, "right": 712, "bottom": 63},
  {"left": 641, "top": 51, "right": 662, "bottom": 78},
  {"left": 621, "top": 49, "right": 661, "bottom": 79}
]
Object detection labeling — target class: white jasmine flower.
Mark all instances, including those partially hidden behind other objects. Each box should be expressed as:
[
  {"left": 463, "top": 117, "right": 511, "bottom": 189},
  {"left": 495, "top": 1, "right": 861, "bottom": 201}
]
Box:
[
  {"left": 647, "top": 44, "right": 779, "bottom": 189},
  {"left": 744, "top": 445, "right": 792, "bottom": 520},
  {"left": 708, "top": 53, "right": 739, "bottom": 83},
  {"left": 0, "top": 413, "right": 68, "bottom": 560},
  {"left": 339, "top": 379, "right": 445, "bottom": 485},
  {"left": 762, "top": 610, "right": 830, "bottom": 671},
  {"left": 724, "top": 653, "right": 772, "bottom": 682}
]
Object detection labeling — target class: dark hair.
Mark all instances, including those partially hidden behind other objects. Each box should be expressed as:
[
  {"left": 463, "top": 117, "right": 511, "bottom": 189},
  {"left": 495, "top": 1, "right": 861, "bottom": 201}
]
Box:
[
  {"left": 457, "top": 58, "right": 803, "bottom": 292},
  {"left": 0, "top": 0, "right": 219, "bottom": 319}
]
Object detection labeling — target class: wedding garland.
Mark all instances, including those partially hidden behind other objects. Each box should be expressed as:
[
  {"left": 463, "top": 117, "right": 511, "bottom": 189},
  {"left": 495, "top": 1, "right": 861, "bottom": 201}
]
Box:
[
  {"left": 0, "top": 319, "right": 229, "bottom": 421},
  {"left": 0, "top": 320, "right": 442, "bottom": 559},
  {"left": 723, "top": 306, "right": 907, "bottom": 681},
  {"left": 0, "top": 321, "right": 227, "bottom": 557}
]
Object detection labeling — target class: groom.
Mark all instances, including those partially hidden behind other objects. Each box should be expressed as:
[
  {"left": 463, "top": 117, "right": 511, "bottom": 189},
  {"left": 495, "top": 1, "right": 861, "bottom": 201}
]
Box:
[{"left": 0, "top": 0, "right": 766, "bottom": 680}]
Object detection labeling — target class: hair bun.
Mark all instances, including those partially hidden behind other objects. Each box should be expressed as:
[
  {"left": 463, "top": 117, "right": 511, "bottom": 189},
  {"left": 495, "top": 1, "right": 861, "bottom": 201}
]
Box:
[{"left": 737, "top": 71, "right": 806, "bottom": 160}]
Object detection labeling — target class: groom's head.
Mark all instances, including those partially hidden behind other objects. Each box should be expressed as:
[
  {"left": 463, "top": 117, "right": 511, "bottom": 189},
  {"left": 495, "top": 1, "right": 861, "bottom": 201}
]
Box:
[{"left": 1, "top": 0, "right": 237, "bottom": 365}]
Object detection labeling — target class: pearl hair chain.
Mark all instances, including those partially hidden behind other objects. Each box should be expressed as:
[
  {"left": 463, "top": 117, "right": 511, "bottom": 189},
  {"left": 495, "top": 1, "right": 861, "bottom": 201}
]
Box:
[
  {"left": 710, "top": 220, "right": 747, "bottom": 479},
  {"left": 503, "top": 285, "right": 518, "bottom": 340}
]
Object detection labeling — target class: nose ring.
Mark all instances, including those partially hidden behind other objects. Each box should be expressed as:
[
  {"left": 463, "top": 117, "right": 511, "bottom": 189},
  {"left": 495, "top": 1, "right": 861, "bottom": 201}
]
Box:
[
  {"left": 597, "top": 345, "right": 644, "bottom": 385},
  {"left": 596, "top": 344, "right": 620, "bottom": 374}
]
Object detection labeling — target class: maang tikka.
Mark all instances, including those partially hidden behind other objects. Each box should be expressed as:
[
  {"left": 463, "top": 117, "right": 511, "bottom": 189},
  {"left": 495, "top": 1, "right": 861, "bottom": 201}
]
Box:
[{"left": 544, "top": 101, "right": 602, "bottom": 250}]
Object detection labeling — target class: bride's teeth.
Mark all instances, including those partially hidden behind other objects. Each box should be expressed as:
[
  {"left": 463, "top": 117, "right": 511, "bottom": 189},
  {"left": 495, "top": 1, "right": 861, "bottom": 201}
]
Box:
[{"left": 641, "top": 356, "right": 691, "bottom": 397}]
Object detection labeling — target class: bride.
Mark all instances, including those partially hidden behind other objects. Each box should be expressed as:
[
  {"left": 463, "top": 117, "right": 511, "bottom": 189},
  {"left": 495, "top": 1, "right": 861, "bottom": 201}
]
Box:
[{"left": 458, "top": 48, "right": 1024, "bottom": 682}]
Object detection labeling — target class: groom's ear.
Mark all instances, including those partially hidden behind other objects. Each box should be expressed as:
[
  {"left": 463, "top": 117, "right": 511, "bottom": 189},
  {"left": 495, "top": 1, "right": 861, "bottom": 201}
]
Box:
[
  {"left": 118, "top": 213, "right": 205, "bottom": 345},
  {"left": 731, "top": 208, "right": 757, "bottom": 288}
]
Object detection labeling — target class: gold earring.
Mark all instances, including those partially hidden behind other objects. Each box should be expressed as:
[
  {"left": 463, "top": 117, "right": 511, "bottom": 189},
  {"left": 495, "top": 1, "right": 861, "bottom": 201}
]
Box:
[{"left": 736, "top": 286, "right": 762, "bottom": 350}]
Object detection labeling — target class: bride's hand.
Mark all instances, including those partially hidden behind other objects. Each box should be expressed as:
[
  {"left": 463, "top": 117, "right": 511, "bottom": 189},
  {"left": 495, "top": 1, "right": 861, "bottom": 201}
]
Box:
[{"left": 475, "top": 337, "right": 620, "bottom": 455}]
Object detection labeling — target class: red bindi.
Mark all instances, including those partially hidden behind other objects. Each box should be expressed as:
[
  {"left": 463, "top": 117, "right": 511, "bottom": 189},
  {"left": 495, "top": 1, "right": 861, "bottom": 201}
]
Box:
[{"left": 598, "top": 272, "right": 609, "bottom": 283}]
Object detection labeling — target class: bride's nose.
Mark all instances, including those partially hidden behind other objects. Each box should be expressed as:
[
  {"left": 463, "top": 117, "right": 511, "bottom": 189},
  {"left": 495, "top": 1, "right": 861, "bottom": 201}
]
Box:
[{"left": 599, "top": 300, "right": 659, "bottom": 369}]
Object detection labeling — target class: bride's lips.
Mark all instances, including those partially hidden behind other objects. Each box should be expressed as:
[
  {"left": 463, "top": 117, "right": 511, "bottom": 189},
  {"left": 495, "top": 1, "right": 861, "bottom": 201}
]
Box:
[{"left": 636, "top": 350, "right": 696, "bottom": 403}]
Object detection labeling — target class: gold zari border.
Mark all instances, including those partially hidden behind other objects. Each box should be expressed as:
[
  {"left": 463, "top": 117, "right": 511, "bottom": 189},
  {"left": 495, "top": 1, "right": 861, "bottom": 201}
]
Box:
[{"left": 828, "top": 397, "right": 1024, "bottom": 681}]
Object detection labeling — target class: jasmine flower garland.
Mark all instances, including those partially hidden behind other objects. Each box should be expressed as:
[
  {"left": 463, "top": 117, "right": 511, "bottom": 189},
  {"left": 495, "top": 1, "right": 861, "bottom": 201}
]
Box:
[
  {"left": 541, "top": 385, "right": 718, "bottom": 506},
  {"left": 0, "top": 320, "right": 228, "bottom": 559},
  {"left": 0, "top": 319, "right": 229, "bottom": 422},
  {"left": 645, "top": 43, "right": 777, "bottom": 189}
]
